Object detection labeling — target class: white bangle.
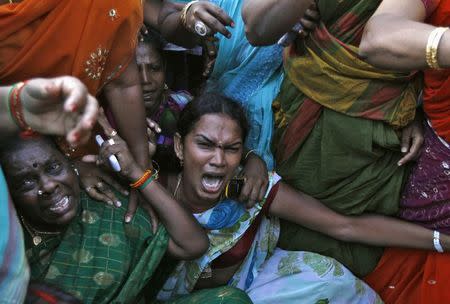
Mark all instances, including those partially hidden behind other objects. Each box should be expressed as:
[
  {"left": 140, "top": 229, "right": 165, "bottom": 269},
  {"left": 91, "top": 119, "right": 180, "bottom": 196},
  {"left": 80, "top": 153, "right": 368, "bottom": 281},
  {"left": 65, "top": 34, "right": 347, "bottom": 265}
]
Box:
[{"left": 433, "top": 230, "right": 444, "bottom": 253}]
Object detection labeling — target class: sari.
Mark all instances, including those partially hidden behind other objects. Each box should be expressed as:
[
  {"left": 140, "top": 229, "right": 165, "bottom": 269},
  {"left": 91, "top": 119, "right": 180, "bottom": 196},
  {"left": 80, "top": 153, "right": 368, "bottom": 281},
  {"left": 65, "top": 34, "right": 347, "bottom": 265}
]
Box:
[
  {"left": 158, "top": 173, "right": 381, "bottom": 304},
  {"left": 273, "top": 0, "right": 419, "bottom": 276},
  {"left": 206, "top": 0, "right": 284, "bottom": 169},
  {"left": 25, "top": 191, "right": 250, "bottom": 304},
  {"left": 0, "top": 168, "right": 29, "bottom": 303},
  {"left": 364, "top": 2, "right": 450, "bottom": 303},
  {"left": 0, "top": 0, "right": 143, "bottom": 158}
]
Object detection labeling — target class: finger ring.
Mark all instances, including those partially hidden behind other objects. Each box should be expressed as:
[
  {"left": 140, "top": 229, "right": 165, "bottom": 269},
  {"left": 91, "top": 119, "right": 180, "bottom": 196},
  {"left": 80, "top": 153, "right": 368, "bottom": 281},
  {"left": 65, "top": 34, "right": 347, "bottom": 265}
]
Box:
[
  {"left": 109, "top": 130, "right": 118, "bottom": 137},
  {"left": 107, "top": 138, "right": 115, "bottom": 145},
  {"left": 97, "top": 182, "right": 103, "bottom": 188},
  {"left": 194, "top": 20, "right": 208, "bottom": 37}
]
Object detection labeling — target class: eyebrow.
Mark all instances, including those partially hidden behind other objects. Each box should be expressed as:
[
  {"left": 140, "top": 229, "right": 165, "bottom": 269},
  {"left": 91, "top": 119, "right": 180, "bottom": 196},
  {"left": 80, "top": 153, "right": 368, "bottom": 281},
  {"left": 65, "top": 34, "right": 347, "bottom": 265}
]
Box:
[{"left": 195, "top": 134, "right": 242, "bottom": 147}]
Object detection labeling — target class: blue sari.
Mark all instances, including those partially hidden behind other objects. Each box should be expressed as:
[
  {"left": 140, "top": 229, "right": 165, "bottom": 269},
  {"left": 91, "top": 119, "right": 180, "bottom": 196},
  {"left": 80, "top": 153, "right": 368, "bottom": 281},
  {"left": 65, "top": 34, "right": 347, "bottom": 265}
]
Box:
[{"left": 206, "top": 0, "right": 284, "bottom": 169}]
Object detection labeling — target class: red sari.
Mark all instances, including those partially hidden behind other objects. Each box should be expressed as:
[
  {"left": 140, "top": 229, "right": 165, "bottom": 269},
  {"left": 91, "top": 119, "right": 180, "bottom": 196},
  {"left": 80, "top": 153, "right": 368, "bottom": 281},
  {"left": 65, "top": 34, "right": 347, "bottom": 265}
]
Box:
[{"left": 364, "top": 1, "right": 450, "bottom": 303}]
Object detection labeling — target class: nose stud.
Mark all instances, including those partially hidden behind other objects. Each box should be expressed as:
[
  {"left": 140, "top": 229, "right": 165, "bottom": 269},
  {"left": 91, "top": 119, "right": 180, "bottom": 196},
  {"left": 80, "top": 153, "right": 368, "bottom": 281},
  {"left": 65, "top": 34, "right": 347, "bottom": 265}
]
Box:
[{"left": 37, "top": 190, "right": 43, "bottom": 196}]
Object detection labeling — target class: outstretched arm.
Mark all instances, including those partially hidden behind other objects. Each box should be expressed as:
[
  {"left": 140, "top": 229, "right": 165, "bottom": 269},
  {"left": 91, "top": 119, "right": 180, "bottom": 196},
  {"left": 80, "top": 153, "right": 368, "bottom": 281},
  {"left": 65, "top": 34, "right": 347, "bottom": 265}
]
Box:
[
  {"left": 242, "top": 0, "right": 313, "bottom": 45},
  {"left": 269, "top": 183, "right": 450, "bottom": 251},
  {"left": 359, "top": 0, "right": 450, "bottom": 71}
]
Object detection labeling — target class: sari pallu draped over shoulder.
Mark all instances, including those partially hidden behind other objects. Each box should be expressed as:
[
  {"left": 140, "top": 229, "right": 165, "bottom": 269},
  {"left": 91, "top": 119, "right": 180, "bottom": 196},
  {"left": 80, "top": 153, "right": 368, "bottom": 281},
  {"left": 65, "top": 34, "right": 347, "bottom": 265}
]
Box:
[
  {"left": 273, "top": 0, "right": 420, "bottom": 277},
  {"left": 274, "top": 0, "right": 418, "bottom": 164},
  {"left": 0, "top": 0, "right": 142, "bottom": 95}
]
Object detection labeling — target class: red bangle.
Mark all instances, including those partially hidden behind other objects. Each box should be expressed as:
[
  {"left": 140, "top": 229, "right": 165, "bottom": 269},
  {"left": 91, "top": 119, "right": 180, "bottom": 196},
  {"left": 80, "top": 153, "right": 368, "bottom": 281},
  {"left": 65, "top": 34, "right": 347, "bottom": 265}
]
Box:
[
  {"left": 8, "top": 81, "right": 36, "bottom": 137},
  {"left": 130, "top": 169, "right": 152, "bottom": 188}
]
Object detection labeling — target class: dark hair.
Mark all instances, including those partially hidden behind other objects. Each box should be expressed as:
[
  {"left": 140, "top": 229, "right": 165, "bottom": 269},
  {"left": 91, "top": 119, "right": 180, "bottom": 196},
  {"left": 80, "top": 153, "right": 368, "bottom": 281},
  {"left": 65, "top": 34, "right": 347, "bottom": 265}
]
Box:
[
  {"left": 177, "top": 92, "right": 249, "bottom": 140},
  {"left": 141, "top": 27, "right": 166, "bottom": 59}
]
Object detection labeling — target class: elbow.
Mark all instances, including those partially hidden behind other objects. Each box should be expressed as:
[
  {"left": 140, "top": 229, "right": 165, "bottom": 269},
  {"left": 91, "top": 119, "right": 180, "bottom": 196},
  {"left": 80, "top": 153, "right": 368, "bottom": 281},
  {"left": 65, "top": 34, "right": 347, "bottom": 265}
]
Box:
[
  {"left": 359, "top": 21, "right": 383, "bottom": 62},
  {"left": 171, "top": 235, "right": 209, "bottom": 260},
  {"left": 242, "top": 5, "right": 275, "bottom": 46}
]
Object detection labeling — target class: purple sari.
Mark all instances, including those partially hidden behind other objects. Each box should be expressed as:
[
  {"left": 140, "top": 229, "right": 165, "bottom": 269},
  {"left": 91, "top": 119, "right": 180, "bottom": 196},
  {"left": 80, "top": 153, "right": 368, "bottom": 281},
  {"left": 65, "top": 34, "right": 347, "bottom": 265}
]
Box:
[{"left": 399, "top": 121, "right": 450, "bottom": 232}]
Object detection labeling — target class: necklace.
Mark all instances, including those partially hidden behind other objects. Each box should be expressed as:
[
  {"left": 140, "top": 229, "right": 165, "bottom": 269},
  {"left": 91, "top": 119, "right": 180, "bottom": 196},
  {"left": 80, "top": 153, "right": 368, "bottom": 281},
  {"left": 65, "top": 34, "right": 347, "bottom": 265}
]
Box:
[{"left": 20, "top": 215, "right": 61, "bottom": 246}]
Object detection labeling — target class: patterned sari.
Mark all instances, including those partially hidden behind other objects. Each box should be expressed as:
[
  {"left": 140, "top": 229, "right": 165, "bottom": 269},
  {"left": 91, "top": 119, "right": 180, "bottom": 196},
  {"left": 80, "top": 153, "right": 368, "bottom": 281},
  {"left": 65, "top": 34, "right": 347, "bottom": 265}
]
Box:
[
  {"left": 273, "top": 0, "right": 419, "bottom": 276},
  {"left": 158, "top": 173, "right": 381, "bottom": 304},
  {"left": 24, "top": 191, "right": 251, "bottom": 304},
  {"left": 206, "top": 0, "right": 284, "bottom": 169}
]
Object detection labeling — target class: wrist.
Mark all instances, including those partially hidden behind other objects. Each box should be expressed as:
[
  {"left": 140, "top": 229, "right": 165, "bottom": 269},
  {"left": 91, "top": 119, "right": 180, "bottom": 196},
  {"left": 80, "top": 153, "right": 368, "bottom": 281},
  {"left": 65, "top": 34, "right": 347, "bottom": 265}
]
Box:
[
  {"left": 0, "top": 86, "right": 20, "bottom": 134},
  {"left": 129, "top": 166, "right": 145, "bottom": 182}
]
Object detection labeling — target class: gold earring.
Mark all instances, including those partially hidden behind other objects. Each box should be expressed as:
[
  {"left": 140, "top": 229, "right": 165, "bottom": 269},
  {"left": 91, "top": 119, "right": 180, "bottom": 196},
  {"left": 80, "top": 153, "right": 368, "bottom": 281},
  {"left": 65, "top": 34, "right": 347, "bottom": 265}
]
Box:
[{"left": 179, "top": 158, "right": 184, "bottom": 167}]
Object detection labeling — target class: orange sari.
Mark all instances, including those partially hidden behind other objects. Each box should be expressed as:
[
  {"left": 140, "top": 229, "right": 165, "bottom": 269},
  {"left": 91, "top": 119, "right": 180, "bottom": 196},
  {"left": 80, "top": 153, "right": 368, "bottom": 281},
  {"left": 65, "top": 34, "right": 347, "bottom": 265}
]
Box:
[
  {"left": 0, "top": 0, "right": 142, "bottom": 95},
  {"left": 0, "top": 0, "right": 143, "bottom": 157}
]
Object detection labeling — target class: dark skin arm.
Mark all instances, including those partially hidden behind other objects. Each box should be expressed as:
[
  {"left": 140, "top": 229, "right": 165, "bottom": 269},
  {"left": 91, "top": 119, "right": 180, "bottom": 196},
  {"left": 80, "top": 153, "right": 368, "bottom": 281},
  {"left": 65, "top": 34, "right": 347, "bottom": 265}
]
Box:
[
  {"left": 269, "top": 183, "right": 450, "bottom": 251},
  {"left": 97, "top": 115, "right": 209, "bottom": 260},
  {"left": 145, "top": 0, "right": 233, "bottom": 48},
  {"left": 242, "top": 0, "right": 314, "bottom": 45},
  {"left": 360, "top": 0, "right": 450, "bottom": 71},
  {"left": 103, "top": 59, "right": 149, "bottom": 223}
]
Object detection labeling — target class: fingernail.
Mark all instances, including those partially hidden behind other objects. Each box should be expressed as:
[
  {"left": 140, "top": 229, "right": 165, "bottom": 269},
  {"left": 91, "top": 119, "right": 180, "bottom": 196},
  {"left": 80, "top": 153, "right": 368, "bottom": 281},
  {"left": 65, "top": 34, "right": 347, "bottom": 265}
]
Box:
[
  {"left": 231, "top": 22, "right": 235, "bottom": 27},
  {"left": 70, "top": 103, "right": 78, "bottom": 112},
  {"left": 107, "top": 200, "right": 113, "bottom": 206},
  {"left": 125, "top": 215, "right": 131, "bottom": 223},
  {"left": 116, "top": 201, "right": 122, "bottom": 207},
  {"left": 72, "top": 131, "right": 80, "bottom": 142},
  {"left": 124, "top": 190, "right": 129, "bottom": 196},
  {"left": 397, "top": 161, "right": 402, "bottom": 166},
  {"left": 401, "top": 147, "right": 407, "bottom": 153},
  {"left": 157, "top": 127, "right": 161, "bottom": 133},
  {"left": 227, "top": 33, "right": 231, "bottom": 38}
]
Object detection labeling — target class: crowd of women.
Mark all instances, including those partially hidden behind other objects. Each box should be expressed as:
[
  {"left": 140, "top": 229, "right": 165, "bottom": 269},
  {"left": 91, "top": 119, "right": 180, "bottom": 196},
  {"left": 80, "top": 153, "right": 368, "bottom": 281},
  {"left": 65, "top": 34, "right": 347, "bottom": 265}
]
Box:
[{"left": 0, "top": 0, "right": 449, "bottom": 303}]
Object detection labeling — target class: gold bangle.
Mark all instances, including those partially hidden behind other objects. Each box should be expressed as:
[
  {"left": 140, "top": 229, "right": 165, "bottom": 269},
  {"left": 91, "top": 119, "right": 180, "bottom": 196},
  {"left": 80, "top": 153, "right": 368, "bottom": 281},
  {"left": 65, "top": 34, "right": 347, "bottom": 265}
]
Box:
[
  {"left": 180, "top": 0, "right": 199, "bottom": 28},
  {"left": 426, "top": 27, "right": 448, "bottom": 69},
  {"left": 244, "top": 149, "right": 255, "bottom": 160}
]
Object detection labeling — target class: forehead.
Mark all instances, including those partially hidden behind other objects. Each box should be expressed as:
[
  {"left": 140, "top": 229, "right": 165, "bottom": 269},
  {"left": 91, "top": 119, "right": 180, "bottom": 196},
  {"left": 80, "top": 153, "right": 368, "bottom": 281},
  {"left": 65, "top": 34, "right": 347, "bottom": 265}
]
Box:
[
  {"left": 136, "top": 42, "right": 161, "bottom": 64},
  {"left": 2, "top": 141, "right": 62, "bottom": 175},
  {"left": 190, "top": 114, "right": 243, "bottom": 142}
]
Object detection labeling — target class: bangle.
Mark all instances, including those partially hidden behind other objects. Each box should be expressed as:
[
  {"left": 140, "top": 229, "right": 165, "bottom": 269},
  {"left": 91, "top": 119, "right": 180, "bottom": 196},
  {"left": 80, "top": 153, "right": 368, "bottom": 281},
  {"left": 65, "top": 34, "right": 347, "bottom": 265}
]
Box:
[
  {"left": 426, "top": 27, "right": 449, "bottom": 69},
  {"left": 7, "top": 81, "right": 36, "bottom": 137},
  {"left": 433, "top": 230, "right": 444, "bottom": 253},
  {"left": 130, "top": 169, "right": 152, "bottom": 188},
  {"left": 180, "top": 1, "right": 199, "bottom": 28},
  {"left": 139, "top": 172, "right": 159, "bottom": 191},
  {"left": 244, "top": 149, "right": 255, "bottom": 160}
]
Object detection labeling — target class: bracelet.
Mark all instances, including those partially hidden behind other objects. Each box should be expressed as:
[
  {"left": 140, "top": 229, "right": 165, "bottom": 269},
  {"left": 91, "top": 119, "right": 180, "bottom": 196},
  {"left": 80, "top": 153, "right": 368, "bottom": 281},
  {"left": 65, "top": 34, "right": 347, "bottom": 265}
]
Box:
[
  {"left": 244, "top": 149, "right": 255, "bottom": 160},
  {"left": 426, "top": 27, "right": 449, "bottom": 69},
  {"left": 130, "top": 169, "right": 152, "bottom": 188},
  {"left": 180, "top": 0, "right": 199, "bottom": 28},
  {"left": 139, "top": 172, "right": 159, "bottom": 191},
  {"left": 433, "top": 230, "right": 444, "bottom": 253},
  {"left": 7, "top": 81, "right": 36, "bottom": 136}
]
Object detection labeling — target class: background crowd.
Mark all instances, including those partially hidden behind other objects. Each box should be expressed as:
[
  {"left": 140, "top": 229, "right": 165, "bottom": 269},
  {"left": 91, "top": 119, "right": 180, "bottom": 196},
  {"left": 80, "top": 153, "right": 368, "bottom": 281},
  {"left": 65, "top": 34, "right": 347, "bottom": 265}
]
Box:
[{"left": 0, "top": 0, "right": 449, "bottom": 303}]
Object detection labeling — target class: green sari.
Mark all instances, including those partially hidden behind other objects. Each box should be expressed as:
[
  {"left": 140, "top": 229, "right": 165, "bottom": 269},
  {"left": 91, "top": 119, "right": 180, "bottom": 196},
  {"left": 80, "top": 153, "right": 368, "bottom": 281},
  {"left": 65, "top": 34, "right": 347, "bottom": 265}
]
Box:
[
  {"left": 24, "top": 191, "right": 252, "bottom": 304},
  {"left": 273, "top": 0, "right": 419, "bottom": 277}
]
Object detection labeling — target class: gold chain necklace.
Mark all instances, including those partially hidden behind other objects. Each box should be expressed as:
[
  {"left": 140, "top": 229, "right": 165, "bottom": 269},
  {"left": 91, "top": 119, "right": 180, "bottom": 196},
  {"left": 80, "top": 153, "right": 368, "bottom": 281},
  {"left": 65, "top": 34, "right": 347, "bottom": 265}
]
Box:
[{"left": 20, "top": 215, "right": 61, "bottom": 246}]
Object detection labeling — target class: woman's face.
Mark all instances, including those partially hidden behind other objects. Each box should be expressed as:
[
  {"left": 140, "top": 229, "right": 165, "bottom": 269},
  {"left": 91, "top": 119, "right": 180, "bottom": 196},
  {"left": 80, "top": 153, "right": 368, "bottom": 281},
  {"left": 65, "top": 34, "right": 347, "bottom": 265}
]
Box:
[
  {"left": 136, "top": 41, "right": 166, "bottom": 114},
  {"left": 175, "top": 114, "right": 244, "bottom": 207},
  {"left": 2, "top": 140, "right": 80, "bottom": 229}
]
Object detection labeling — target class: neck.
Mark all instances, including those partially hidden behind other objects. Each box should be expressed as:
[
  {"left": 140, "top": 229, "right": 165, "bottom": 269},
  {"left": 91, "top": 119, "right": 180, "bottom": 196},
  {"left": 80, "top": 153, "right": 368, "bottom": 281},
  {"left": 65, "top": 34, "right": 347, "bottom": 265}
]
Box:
[
  {"left": 21, "top": 215, "right": 65, "bottom": 234},
  {"left": 177, "top": 175, "right": 218, "bottom": 213}
]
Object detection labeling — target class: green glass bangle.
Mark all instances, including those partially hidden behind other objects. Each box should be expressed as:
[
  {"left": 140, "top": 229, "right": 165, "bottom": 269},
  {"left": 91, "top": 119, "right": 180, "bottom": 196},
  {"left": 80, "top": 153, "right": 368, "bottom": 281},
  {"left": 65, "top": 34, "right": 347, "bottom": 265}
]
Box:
[{"left": 139, "top": 173, "right": 158, "bottom": 191}]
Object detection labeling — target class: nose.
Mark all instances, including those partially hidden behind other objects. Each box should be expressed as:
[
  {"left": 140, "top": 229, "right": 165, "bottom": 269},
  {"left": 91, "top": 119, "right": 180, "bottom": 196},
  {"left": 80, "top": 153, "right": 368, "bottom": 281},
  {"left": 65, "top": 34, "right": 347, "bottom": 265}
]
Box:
[
  {"left": 139, "top": 64, "right": 151, "bottom": 85},
  {"left": 210, "top": 148, "right": 226, "bottom": 168},
  {"left": 39, "top": 174, "right": 59, "bottom": 196}
]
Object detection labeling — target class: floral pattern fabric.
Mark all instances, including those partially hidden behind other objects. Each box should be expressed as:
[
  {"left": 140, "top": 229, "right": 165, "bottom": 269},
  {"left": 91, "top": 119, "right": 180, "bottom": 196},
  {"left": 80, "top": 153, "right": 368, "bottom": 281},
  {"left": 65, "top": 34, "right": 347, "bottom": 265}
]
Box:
[{"left": 158, "top": 173, "right": 382, "bottom": 303}]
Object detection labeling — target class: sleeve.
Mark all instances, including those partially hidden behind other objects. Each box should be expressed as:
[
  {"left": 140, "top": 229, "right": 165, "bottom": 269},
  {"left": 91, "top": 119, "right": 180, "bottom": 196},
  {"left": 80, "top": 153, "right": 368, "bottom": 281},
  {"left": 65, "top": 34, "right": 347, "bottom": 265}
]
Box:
[{"left": 421, "top": 0, "right": 440, "bottom": 17}]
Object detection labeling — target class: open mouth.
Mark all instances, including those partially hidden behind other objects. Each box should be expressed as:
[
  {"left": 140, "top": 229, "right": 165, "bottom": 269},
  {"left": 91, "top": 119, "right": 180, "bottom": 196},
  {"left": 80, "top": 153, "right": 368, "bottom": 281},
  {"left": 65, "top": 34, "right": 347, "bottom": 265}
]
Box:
[
  {"left": 201, "top": 174, "right": 225, "bottom": 194},
  {"left": 47, "top": 196, "right": 72, "bottom": 215}
]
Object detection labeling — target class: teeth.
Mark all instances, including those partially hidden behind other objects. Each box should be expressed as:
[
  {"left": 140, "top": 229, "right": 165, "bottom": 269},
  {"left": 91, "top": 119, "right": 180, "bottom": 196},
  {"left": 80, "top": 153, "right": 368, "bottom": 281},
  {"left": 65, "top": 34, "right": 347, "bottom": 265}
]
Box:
[
  {"left": 202, "top": 176, "right": 222, "bottom": 191},
  {"left": 49, "top": 196, "right": 69, "bottom": 212}
]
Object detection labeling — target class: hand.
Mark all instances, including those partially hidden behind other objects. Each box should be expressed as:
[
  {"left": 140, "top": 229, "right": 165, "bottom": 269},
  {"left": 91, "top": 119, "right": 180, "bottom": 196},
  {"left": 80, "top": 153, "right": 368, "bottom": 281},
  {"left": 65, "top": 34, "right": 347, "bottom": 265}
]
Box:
[
  {"left": 202, "top": 38, "right": 218, "bottom": 77},
  {"left": 239, "top": 152, "right": 269, "bottom": 208},
  {"left": 298, "top": 3, "right": 320, "bottom": 37},
  {"left": 146, "top": 117, "right": 161, "bottom": 159},
  {"left": 398, "top": 115, "right": 424, "bottom": 166},
  {"left": 21, "top": 76, "right": 99, "bottom": 146},
  {"left": 74, "top": 161, "right": 129, "bottom": 207},
  {"left": 184, "top": 1, "right": 234, "bottom": 38}
]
